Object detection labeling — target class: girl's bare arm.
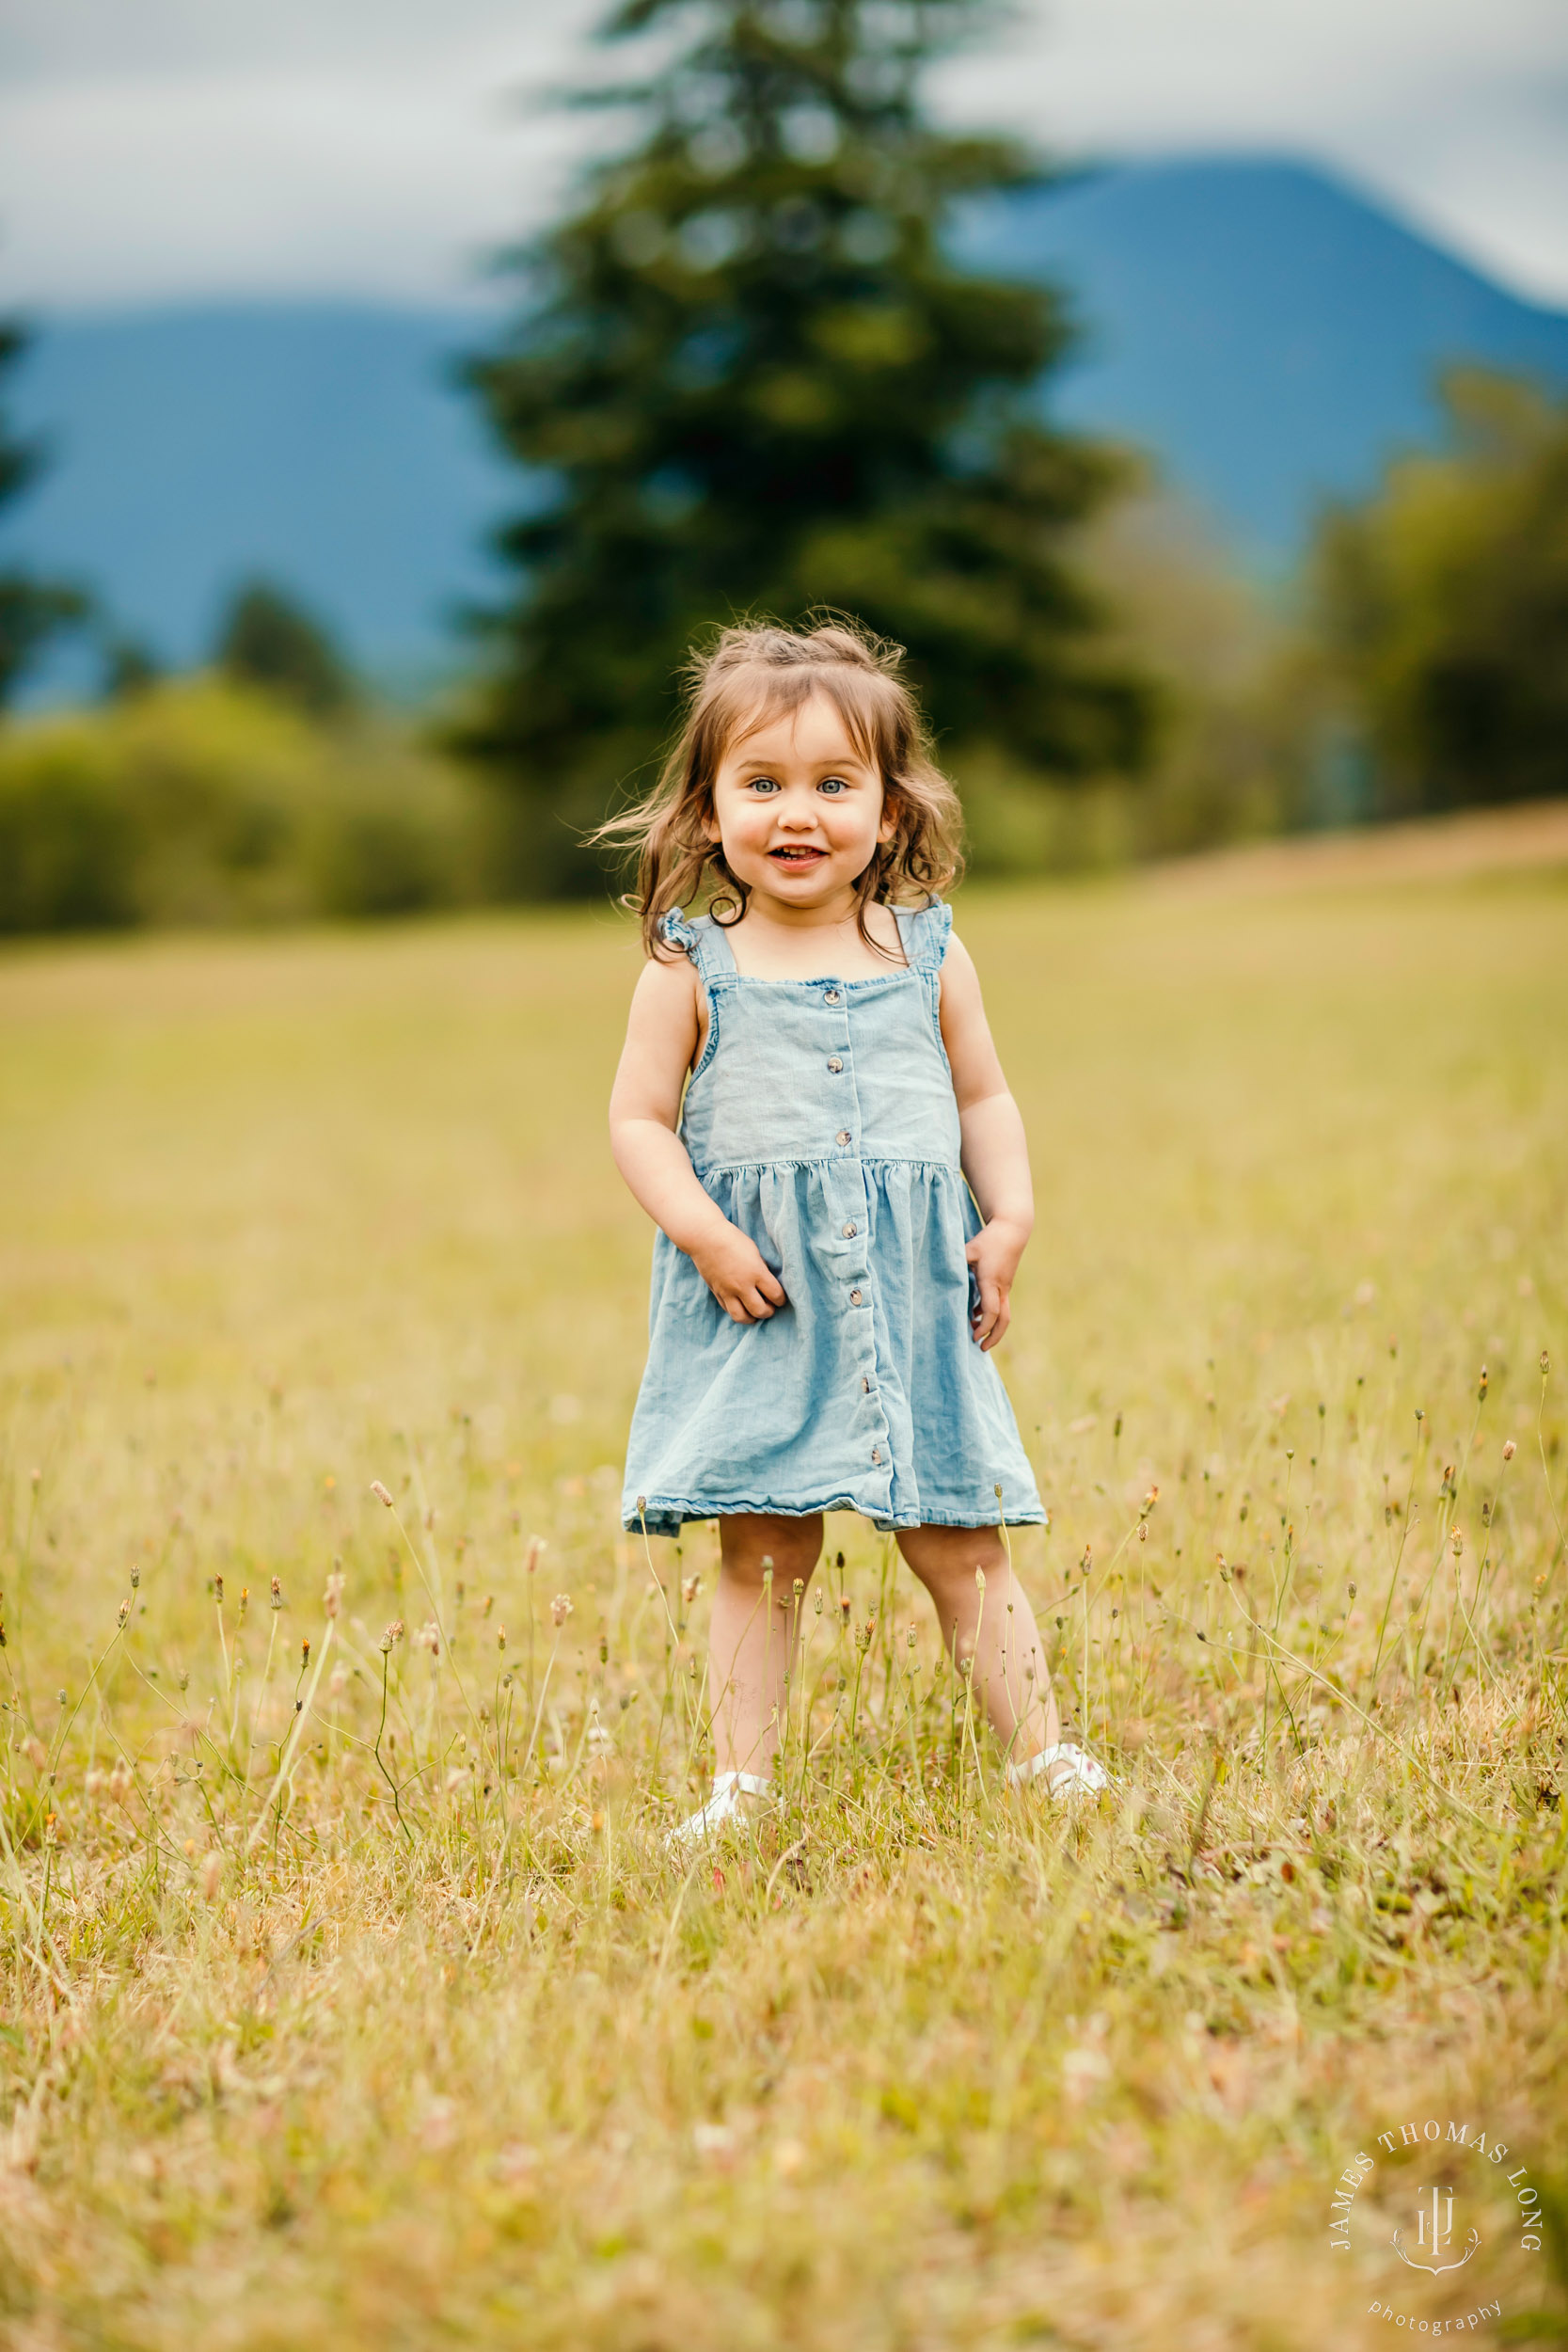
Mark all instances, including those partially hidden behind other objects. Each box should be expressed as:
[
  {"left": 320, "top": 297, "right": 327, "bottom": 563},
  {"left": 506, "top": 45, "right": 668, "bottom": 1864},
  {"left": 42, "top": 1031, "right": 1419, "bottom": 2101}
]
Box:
[
  {"left": 609, "top": 956, "right": 787, "bottom": 1323},
  {"left": 938, "top": 935, "right": 1035, "bottom": 1350}
]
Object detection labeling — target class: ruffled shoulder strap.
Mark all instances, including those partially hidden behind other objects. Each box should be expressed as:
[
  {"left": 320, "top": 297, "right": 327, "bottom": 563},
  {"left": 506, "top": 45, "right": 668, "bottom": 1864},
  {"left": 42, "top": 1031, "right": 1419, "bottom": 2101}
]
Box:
[
  {"left": 895, "top": 896, "right": 952, "bottom": 973},
  {"left": 658, "top": 908, "right": 736, "bottom": 979}
]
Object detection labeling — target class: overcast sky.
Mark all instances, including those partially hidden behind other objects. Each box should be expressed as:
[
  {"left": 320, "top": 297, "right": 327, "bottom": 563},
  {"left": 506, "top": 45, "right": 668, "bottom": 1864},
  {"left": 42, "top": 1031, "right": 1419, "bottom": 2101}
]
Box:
[{"left": 2, "top": 0, "right": 1566, "bottom": 313}]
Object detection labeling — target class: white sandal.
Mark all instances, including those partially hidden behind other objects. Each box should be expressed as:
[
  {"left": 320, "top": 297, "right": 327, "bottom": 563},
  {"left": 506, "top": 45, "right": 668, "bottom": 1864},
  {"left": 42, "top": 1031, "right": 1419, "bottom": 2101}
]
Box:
[
  {"left": 1006, "top": 1742, "right": 1112, "bottom": 1798},
  {"left": 669, "top": 1770, "right": 772, "bottom": 1846}
]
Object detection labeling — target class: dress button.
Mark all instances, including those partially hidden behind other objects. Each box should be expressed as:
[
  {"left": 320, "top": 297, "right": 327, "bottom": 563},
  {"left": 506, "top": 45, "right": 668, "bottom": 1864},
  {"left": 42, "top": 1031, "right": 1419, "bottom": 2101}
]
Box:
[
  {"left": 836, "top": 1129, "right": 852, "bottom": 1146},
  {"left": 842, "top": 1221, "right": 856, "bottom": 1238},
  {"left": 871, "top": 1447, "right": 881, "bottom": 1465},
  {"left": 861, "top": 1376, "right": 870, "bottom": 1392},
  {"left": 849, "top": 1288, "right": 863, "bottom": 1306},
  {"left": 827, "top": 1057, "right": 843, "bottom": 1073},
  {"left": 824, "top": 987, "right": 842, "bottom": 1003}
]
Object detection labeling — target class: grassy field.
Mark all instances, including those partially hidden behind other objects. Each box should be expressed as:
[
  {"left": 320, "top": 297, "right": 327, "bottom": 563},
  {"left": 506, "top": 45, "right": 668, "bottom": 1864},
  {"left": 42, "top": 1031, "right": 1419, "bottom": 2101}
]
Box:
[{"left": 1, "top": 857, "right": 1566, "bottom": 2350}]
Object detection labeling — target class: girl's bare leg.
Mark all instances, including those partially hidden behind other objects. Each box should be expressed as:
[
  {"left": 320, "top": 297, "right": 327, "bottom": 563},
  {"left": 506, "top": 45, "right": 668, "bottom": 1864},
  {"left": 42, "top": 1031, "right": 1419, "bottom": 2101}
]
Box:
[
  {"left": 708, "top": 1513, "right": 823, "bottom": 1777},
  {"left": 895, "top": 1523, "right": 1061, "bottom": 1769}
]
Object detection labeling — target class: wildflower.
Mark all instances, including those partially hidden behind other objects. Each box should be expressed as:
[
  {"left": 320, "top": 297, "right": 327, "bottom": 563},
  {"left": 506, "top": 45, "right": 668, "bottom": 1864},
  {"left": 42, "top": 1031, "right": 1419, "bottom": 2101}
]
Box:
[
  {"left": 270, "top": 1577, "right": 283, "bottom": 1609},
  {"left": 129, "top": 1565, "right": 140, "bottom": 1589},
  {"left": 1543, "top": 1351, "right": 1551, "bottom": 1378},
  {"left": 682, "top": 1575, "right": 701, "bottom": 1606},
  {"left": 118, "top": 1599, "right": 131, "bottom": 1629},
  {"left": 550, "top": 1594, "right": 574, "bottom": 1628},
  {"left": 525, "top": 1537, "right": 545, "bottom": 1575},
  {"left": 301, "top": 1637, "right": 310, "bottom": 1666},
  {"left": 380, "top": 1619, "right": 404, "bottom": 1654},
  {"left": 371, "top": 1480, "right": 393, "bottom": 1507},
  {"left": 415, "top": 1621, "right": 440, "bottom": 1657},
  {"left": 1452, "top": 1529, "right": 1465, "bottom": 1558},
  {"left": 974, "top": 1567, "right": 986, "bottom": 1592},
  {"left": 1137, "top": 1523, "right": 1148, "bottom": 1543},
  {"left": 323, "top": 1571, "right": 345, "bottom": 1620},
  {"left": 108, "top": 1761, "right": 134, "bottom": 1803},
  {"left": 838, "top": 1596, "right": 851, "bottom": 1624},
  {"left": 497, "top": 1625, "right": 507, "bottom": 1651},
  {"left": 1503, "top": 1439, "right": 1517, "bottom": 1461},
  {"left": 857, "top": 1617, "right": 876, "bottom": 1655},
  {"left": 214, "top": 1575, "right": 224, "bottom": 1604},
  {"left": 1478, "top": 1365, "right": 1489, "bottom": 1399},
  {"left": 85, "top": 1768, "right": 105, "bottom": 1795}
]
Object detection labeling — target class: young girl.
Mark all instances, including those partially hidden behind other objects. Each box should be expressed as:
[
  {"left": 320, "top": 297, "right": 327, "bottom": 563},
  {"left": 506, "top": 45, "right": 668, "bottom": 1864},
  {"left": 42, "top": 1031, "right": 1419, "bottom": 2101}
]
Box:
[{"left": 606, "top": 619, "right": 1109, "bottom": 1839}]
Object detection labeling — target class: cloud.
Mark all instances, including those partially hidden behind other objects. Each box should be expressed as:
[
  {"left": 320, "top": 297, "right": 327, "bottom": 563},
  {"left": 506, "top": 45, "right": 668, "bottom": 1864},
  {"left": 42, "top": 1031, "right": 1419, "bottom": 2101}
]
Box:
[{"left": 1, "top": 0, "right": 1564, "bottom": 310}]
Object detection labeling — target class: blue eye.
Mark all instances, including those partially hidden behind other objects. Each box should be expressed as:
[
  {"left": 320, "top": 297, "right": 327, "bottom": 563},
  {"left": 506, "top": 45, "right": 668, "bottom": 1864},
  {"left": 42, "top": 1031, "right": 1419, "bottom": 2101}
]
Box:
[
  {"left": 747, "top": 776, "right": 780, "bottom": 794},
  {"left": 818, "top": 776, "right": 847, "bottom": 794}
]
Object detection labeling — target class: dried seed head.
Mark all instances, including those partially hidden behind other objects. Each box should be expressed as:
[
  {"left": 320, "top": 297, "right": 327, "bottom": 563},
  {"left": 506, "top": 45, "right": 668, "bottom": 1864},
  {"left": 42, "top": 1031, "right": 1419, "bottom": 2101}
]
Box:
[
  {"left": 129, "top": 1565, "right": 140, "bottom": 1589},
  {"left": 681, "top": 1575, "right": 700, "bottom": 1606},
  {"left": 550, "top": 1594, "right": 574, "bottom": 1628},
  {"left": 1478, "top": 1365, "right": 1489, "bottom": 1398},
  {"left": 85, "top": 1768, "right": 105, "bottom": 1796},
  {"left": 1451, "top": 1529, "right": 1464, "bottom": 1557},
  {"left": 1542, "top": 1351, "right": 1551, "bottom": 1379},
  {"left": 839, "top": 1595, "right": 851, "bottom": 1621},
  {"left": 270, "top": 1577, "right": 283, "bottom": 1609},
  {"left": 857, "top": 1617, "right": 876, "bottom": 1654},
  {"left": 214, "top": 1575, "right": 224, "bottom": 1604},
  {"left": 1503, "top": 1438, "right": 1517, "bottom": 1461},
  {"left": 118, "top": 1599, "right": 130, "bottom": 1628},
  {"left": 415, "top": 1620, "right": 440, "bottom": 1656},
  {"left": 1137, "top": 1522, "right": 1148, "bottom": 1542},
  {"left": 974, "top": 1567, "right": 986, "bottom": 1591},
  {"left": 525, "top": 1537, "right": 545, "bottom": 1574},
  {"left": 370, "top": 1480, "right": 393, "bottom": 1508},
  {"left": 497, "top": 1625, "right": 507, "bottom": 1650},
  {"left": 301, "top": 1637, "right": 310, "bottom": 1665},
  {"left": 108, "top": 1761, "right": 134, "bottom": 1802},
  {"left": 323, "top": 1571, "right": 345, "bottom": 1620}
]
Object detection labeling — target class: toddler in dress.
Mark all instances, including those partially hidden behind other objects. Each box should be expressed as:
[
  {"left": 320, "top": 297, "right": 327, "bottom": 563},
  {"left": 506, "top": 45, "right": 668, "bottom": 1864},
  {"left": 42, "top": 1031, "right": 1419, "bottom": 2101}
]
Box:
[{"left": 603, "top": 618, "right": 1108, "bottom": 1838}]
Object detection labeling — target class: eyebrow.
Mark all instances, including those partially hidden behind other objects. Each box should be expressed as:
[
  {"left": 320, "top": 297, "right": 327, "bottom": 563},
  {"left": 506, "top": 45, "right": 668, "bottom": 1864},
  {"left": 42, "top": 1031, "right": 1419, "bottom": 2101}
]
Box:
[{"left": 733, "top": 753, "right": 871, "bottom": 774}]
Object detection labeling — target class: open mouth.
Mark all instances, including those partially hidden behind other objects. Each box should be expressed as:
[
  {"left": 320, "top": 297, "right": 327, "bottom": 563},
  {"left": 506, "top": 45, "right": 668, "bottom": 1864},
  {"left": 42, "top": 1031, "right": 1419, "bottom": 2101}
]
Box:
[{"left": 768, "top": 845, "right": 827, "bottom": 867}]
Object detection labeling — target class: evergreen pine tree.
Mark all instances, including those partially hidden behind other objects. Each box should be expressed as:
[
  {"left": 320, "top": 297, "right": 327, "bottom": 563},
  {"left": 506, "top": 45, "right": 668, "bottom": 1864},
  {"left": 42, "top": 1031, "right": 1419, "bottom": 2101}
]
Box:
[
  {"left": 214, "top": 578, "right": 355, "bottom": 718},
  {"left": 463, "top": 0, "right": 1154, "bottom": 891},
  {"left": 0, "top": 322, "right": 87, "bottom": 709}
]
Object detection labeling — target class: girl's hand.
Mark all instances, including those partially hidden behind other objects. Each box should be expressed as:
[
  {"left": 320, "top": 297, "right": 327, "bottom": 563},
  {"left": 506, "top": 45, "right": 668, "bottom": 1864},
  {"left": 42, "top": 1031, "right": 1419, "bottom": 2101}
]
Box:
[
  {"left": 692, "top": 1223, "right": 788, "bottom": 1324},
  {"left": 965, "top": 1218, "right": 1027, "bottom": 1351}
]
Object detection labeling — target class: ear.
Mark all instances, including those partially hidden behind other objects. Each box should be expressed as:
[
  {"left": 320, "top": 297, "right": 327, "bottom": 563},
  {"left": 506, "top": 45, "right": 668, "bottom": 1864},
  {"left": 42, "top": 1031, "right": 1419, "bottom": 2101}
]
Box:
[{"left": 877, "top": 784, "right": 900, "bottom": 845}]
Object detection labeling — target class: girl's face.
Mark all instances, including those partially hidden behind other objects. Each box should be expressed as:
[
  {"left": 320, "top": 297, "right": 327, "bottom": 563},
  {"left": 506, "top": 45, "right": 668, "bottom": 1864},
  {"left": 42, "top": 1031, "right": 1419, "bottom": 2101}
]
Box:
[{"left": 705, "top": 691, "right": 895, "bottom": 915}]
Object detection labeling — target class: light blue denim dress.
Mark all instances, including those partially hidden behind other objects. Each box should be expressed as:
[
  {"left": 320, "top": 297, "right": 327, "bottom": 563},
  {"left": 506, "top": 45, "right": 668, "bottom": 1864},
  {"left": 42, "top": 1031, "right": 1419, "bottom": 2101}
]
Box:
[{"left": 623, "top": 898, "right": 1045, "bottom": 1536}]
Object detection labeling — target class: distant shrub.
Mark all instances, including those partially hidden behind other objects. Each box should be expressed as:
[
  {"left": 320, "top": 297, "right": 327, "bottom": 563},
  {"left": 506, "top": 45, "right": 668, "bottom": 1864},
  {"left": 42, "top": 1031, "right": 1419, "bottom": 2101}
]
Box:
[{"left": 0, "top": 678, "right": 497, "bottom": 933}]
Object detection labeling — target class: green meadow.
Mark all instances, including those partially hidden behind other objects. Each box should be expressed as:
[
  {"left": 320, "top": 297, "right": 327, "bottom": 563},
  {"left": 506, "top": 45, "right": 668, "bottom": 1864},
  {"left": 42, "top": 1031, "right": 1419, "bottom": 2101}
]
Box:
[{"left": 1, "top": 851, "right": 1565, "bottom": 2349}]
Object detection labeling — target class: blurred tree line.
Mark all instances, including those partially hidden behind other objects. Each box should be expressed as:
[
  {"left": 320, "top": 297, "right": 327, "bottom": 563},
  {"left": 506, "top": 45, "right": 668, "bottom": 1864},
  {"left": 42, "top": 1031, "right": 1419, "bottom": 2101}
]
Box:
[{"left": 3, "top": 0, "right": 1566, "bottom": 932}]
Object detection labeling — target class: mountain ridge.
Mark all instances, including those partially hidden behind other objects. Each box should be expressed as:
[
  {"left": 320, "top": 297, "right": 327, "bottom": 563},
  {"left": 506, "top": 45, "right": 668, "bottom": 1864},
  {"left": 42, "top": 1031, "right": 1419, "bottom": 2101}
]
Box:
[{"left": 4, "top": 156, "right": 1566, "bottom": 687}]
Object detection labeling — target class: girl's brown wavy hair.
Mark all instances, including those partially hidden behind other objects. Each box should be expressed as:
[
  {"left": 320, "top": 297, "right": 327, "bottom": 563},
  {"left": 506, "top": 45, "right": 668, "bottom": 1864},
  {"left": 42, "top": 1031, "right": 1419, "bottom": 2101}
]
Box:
[{"left": 594, "top": 614, "right": 964, "bottom": 961}]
